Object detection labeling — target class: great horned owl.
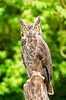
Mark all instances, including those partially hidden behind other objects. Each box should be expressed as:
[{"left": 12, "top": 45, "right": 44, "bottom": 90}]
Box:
[{"left": 19, "top": 16, "right": 54, "bottom": 95}]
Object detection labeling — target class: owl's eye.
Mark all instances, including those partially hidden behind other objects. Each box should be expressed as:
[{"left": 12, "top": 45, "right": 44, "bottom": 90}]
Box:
[
  {"left": 34, "top": 27, "right": 37, "bottom": 30},
  {"left": 22, "top": 26, "right": 28, "bottom": 35},
  {"left": 34, "top": 25, "right": 39, "bottom": 32}
]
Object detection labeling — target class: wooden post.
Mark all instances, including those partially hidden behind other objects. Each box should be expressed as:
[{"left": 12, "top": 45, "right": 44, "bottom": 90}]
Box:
[{"left": 23, "top": 71, "right": 49, "bottom": 100}]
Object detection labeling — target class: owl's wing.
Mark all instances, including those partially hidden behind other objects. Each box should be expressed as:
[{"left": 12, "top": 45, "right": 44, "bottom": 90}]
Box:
[{"left": 37, "top": 35, "right": 52, "bottom": 84}]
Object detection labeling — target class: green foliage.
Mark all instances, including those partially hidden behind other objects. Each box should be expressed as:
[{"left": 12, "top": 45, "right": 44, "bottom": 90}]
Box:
[
  {"left": 0, "top": 41, "right": 27, "bottom": 99},
  {"left": 0, "top": 0, "right": 66, "bottom": 100}
]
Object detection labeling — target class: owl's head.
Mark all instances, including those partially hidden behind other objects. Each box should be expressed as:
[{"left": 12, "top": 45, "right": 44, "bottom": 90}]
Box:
[{"left": 19, "top": 16, "right": 42, "bottom": 38}]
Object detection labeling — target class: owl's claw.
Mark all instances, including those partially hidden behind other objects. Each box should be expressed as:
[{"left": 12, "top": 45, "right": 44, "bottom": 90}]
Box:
[{"left": 25, "top": 79, "right": 30, "bottom": 84}]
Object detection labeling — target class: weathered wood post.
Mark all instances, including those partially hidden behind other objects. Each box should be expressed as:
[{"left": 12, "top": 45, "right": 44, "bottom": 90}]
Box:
[{"left": 23, "top": 72, "right": 49, "bottom": 100}]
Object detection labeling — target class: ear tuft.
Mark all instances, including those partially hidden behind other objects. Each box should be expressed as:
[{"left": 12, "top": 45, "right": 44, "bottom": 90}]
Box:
[
  {"left": 19, "top": 19, "right": 25, "bottom": 26},
  {"left": 35, "top": 16, "right": 41, "bottom": 25}
]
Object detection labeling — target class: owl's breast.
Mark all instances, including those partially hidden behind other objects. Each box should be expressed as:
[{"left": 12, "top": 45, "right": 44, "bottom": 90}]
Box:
[{"left": 22, "top": 36, "right": 38, "bottom": 77}]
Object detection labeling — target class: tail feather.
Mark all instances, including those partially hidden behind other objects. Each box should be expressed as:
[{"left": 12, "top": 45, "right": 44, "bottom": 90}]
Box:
[{"left": 47, "top": 81, "right": 54, "bottom": 95}]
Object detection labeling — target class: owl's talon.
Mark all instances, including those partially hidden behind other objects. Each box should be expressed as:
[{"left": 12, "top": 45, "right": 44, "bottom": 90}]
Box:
[{"left": 26, "top": 79, "right": 30, "bottom": 83}]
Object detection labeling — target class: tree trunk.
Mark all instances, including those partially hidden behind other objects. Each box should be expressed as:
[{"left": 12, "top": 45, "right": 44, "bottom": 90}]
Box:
[{"left": 23, "top": 71, "right": 49, "bottom": 100}]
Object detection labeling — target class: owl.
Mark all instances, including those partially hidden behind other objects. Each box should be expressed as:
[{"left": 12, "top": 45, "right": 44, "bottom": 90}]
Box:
[{"left": 19, "top": 16, "right": 54, "bottom": 95}]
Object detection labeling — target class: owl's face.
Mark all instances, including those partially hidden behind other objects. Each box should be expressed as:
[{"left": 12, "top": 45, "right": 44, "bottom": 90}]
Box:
[{"left": 19, "top": 16, "right": 42, "bottom": 39}]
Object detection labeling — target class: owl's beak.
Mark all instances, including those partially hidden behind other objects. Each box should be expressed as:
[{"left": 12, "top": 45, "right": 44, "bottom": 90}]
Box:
[{"left": 29, "top": 30, "right": 32, "bottom": 35}]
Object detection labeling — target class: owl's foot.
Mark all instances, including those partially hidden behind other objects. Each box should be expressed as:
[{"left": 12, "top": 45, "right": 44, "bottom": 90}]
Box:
[
  {"left": 26, "top": 79, "right": 30, "bottom": 83},
  {"left": 47, "top": 81, "right": 54, "bottom": 95}
]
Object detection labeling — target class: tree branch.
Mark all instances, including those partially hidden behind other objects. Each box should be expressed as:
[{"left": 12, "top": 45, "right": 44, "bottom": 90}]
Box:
[
  {"left": 61, "top": 0, "right": 66, "bottom": 8},
  {"left": 23, "top": 71, "right": 49, "bottom": 100}
]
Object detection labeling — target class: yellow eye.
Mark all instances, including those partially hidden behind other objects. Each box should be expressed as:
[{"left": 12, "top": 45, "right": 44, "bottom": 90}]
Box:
[
  {"left": 34, "top": 25, "right": 39, "bottom": 32},
  {"left": 22, "top": 26, "right": 27, "bottom": 35}
]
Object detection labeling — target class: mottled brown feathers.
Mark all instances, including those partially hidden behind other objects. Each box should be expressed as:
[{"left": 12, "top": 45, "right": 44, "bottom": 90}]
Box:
[
  {"left": 19, "top": 16, "right": 54, "bottom": 95},
  {"left": 27, "top": 24, "right": 33, "bottom": 30}
]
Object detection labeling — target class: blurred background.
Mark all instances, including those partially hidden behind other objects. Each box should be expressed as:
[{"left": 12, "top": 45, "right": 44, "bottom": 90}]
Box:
[{"left": 0, "top": 0, "right": 66, "bottom": 100}]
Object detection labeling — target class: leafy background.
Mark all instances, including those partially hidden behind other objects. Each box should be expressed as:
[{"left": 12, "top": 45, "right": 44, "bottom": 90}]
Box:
[{"left": 0, "top": 0, "right": 66, "bottom": 100}]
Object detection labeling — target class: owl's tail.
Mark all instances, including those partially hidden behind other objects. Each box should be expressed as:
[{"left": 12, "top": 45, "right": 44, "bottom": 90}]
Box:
[{"left": 47, "top": 81, "right": 54, "bottom": 95}]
